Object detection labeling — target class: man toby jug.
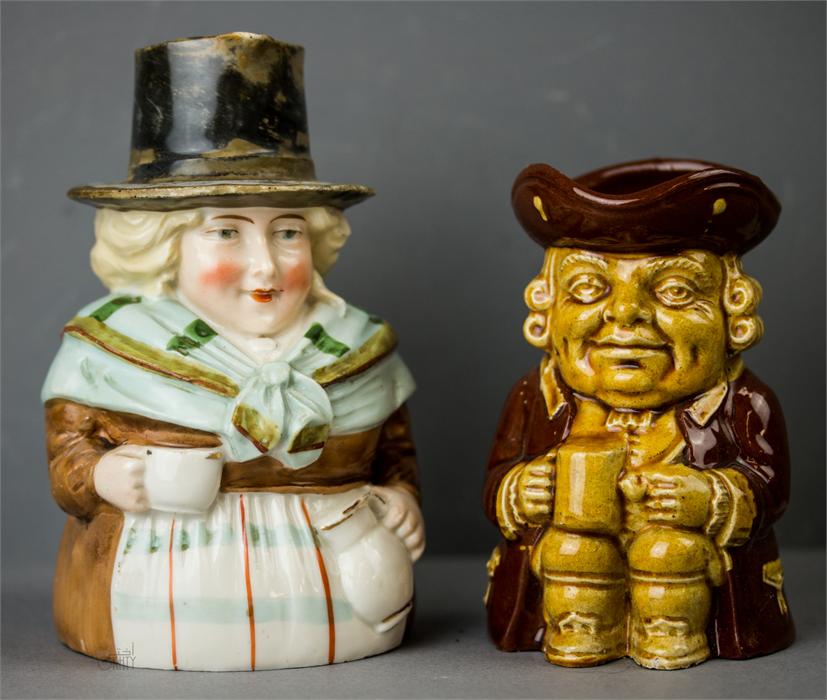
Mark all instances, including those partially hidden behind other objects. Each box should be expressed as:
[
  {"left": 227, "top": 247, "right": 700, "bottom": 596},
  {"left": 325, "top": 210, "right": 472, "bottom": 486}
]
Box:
[{"left": 483, "top": 159, "right": 794, "bottom": 669}]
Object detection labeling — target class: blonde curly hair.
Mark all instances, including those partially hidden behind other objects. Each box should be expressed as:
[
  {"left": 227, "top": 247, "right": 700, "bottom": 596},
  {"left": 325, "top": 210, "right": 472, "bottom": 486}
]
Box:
[
  {"left": 523, "top": 249, "right": 763, "bottom": 355},
  {"left": 90, "top": 206, "right": 351, "bottom": 297}
]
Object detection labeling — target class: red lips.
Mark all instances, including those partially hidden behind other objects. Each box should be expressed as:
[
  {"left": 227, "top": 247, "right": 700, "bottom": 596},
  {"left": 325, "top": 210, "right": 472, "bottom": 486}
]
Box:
[{"left": 250, "top": 289, "right": 277, "bottom": 303}]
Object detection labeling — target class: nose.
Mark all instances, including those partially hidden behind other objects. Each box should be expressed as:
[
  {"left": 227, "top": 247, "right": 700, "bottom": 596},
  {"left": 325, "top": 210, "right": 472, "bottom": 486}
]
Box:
[
  {"left": 247, "top": 233, "right": 278, "bottom": 280},
  {"left": 602, "top": 284, "right": 653, "bottom": 325}
]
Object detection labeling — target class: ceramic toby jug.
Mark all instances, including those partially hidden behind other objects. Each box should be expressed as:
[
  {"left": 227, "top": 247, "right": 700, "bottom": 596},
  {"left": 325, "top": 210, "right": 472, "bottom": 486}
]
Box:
[
  {"left": 42, "top": 32, "right": 424, "bottom": 671},
  {"left": 483, "top": 159, "right": 793, "bottom": 669}
]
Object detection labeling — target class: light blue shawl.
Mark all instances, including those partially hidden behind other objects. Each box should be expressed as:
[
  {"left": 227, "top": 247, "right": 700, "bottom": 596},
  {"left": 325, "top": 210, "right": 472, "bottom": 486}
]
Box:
[{"left": 42, "top": 294, "right": 415, "bottom": 469}]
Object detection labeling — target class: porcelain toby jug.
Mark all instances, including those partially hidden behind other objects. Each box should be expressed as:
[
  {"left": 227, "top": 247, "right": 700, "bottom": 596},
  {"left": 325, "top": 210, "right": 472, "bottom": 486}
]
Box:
[{"left": 42, "top": 32, "right": 424, "bottom": 671}]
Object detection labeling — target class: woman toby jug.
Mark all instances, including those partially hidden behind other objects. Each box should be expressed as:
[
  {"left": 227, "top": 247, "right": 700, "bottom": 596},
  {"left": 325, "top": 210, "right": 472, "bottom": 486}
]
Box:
[
  {"left": 484, "top": 159, "right": 793, "bottom": 669},
  {"left": 42, "top": 33, "right": 424, "bottom": 671}
]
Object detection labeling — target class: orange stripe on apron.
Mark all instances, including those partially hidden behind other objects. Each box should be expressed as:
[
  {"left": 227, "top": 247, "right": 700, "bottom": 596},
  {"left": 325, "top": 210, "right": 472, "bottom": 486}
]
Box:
[
  {"left": 239, "top": 494, "right": 257, "bottom": 671},
  {"left": 168, "top": 518, "right": 178, "bottom": 671},
  {"left": 300, "top": 499, "right": 336, "bottom": 664}
]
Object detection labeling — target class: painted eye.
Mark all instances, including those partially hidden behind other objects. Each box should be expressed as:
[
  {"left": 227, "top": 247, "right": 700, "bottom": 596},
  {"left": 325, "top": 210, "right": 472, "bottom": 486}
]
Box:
[
  {"left": 204, "top": 228, "right": 239, "bottom": 241},
  {"left": 568, "top": 274, "right": 609, "bottom": 304},
  {"left": 654, "top": 278, "right": 696, "bottom": 307},
  {"left": 276, "top": 228, "right": 303, "bottom": 241}
]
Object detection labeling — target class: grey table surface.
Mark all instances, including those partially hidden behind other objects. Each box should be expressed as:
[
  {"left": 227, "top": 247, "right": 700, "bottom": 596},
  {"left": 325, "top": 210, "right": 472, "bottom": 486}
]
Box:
[{"left": 2, "top": 551, "right": 824, "bottom": 700}]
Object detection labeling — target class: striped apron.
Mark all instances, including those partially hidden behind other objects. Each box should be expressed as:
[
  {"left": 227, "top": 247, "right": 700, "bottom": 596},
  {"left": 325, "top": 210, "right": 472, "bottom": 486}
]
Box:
[{"left": 111, "top": 487, "right": 412, "bottom": 671}]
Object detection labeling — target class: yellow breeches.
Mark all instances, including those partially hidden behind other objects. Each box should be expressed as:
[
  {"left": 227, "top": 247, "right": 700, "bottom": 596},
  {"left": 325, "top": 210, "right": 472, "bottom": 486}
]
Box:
[{"left": 532, "top": 525, "right": 724, "bottom": 669}]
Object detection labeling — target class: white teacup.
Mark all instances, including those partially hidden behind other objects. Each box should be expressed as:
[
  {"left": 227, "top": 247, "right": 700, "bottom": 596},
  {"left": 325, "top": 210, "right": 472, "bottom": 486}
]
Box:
[{"left": 143, "top": 446, "right": 224, "bottom": 514}]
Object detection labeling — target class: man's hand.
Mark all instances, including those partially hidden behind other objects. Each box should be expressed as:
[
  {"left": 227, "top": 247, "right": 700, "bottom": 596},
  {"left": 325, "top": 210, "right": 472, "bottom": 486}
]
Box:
[
  {"left": 372, "top": 485, "right": 425, "bottom": 562},
  {"left": 620, "top": 463, "right": 712, "bottom": 529},
  {"left": 93, "top": 444, "right": 150, "bottom": 513},
  {"left": 514, "top": 456, "right": 555, "bottom": 525}
]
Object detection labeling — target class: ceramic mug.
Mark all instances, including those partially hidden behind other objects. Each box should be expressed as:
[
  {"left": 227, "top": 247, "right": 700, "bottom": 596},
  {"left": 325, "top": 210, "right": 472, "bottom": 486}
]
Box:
[
  {"left": 143, "top": 446, "right": 224, "bottom": 514},
  {"left": 553, "top": 436, "right": 628, "bottom": 535}
]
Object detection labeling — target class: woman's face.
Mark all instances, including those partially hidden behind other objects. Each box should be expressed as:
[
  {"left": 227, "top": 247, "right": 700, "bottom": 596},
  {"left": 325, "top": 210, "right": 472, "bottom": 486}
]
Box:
[{"left": 177, "top": 207, "right": 314, "bottom": 336}]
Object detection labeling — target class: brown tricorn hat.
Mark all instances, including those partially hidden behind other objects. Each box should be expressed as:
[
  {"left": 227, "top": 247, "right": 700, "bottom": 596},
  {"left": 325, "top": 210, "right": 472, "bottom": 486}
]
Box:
[{"left": 512, "top": 158, "right": 780, "bottom": 255}]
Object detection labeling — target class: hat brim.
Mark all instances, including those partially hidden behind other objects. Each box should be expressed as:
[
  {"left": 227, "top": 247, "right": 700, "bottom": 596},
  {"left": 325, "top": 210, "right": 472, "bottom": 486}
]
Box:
[
  {"left": 512, "top": 160, "right": 780, "bottom": 256},
  {"left": 67, "top": 180, "right": 374, "bottom": 211}
]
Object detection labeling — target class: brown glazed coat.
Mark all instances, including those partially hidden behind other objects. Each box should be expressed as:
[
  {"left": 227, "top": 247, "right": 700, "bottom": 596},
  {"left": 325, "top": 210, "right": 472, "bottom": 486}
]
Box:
[
  {"left": 46, "top": 398, "right": 419, "bottom": 661},
  {"left": 483, "top": 366, "right": 794, "bottom": 659}
]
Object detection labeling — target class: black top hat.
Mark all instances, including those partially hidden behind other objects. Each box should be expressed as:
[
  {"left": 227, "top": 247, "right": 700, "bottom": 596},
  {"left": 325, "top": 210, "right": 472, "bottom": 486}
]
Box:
[
  {"left": 512, "top": 158, "right": 780, "bottom": 255},
  {"left": 68, "top": 32, "right": 373, "bottom": 211}
]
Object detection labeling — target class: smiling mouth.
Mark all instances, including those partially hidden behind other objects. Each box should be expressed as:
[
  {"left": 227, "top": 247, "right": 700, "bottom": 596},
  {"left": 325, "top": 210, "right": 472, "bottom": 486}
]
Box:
[
  {"left": 589, "top": 335, "right": 667, "bottom": 367},
  {"left": 249, "top": 289, "right": 281, "bottom": 303},
  {"left": 593, "top": 334, "right": 666, "bottom": 349}
]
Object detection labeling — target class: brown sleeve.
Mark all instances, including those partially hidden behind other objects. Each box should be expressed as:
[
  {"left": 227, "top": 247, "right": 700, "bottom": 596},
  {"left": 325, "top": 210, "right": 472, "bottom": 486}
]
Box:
[
  {"left": 370, "top": 404, "right": 420, "bottom": 502},
  {"left": 45, "top": 399, "right": 221, "bottom": 520},
  {"left": 482, "top": 370, "right": 538, "bottom": 526},
  {"left": 726, "top": 370, "right": 791, "bottom": 535},
  {"left": 483, "top": 366, "right": 574, "bottom": 526},
  {"left": 484, "top": 367, "right": 574, "bottom": 652}
]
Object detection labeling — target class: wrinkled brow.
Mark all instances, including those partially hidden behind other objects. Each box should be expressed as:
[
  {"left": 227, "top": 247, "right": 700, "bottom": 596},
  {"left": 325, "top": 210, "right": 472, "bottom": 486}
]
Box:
[
  {"left": 643, "top": 257, "right": 714, "bottom": 287},
  {"left": 559, "top": 252, "right": 609, "bottom": 271}
]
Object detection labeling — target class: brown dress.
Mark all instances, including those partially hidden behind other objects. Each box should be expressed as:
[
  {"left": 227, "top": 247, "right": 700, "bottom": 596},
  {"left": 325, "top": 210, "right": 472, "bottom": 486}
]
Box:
[
  {"left": 483, "top": 365, "right": 794, "bottom": 659},
  {"left": 46, "top": 399, "right": 419, "bottom": 662}
]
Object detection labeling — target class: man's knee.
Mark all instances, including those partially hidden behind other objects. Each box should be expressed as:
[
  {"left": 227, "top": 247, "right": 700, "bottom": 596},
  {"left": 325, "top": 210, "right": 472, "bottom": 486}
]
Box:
[
  {"left": 627, "top": 527, "right": 714, "bottom": 575},
  {"left": 533, "top": 528, "right": 624, "bottom": 577}
]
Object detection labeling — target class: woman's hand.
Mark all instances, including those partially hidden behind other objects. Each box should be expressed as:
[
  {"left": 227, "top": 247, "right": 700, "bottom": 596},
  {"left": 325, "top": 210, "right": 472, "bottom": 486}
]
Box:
[
  {"left": 93, "top": 444, "right": 150, "bottom": 513},
  {"left": 371, "top": 485, "right": 425, "bottom": 562}
]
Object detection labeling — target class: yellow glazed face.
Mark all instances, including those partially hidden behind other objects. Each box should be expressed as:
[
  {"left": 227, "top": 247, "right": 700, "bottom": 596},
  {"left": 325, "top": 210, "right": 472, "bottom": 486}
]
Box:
[{"left": 550, "top": 248, "right": 727, "bottom": 410}]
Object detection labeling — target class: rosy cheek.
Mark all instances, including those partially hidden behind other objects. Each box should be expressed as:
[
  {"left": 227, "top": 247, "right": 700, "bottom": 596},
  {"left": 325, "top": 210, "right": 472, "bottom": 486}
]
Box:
[
  {"left": 199, "top": 261, "right": 243, "bottom": 287},
  {"left": 282, "top": 263, "right": 311, "bottom": 291}
]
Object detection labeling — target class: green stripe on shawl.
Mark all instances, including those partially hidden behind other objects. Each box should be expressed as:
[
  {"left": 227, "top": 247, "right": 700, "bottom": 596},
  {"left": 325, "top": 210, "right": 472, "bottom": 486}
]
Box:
[
  {"left": 313, "top": 323, "right": 398, "bottom": 387},
  {"left": 231, "top": 404, "right": 280, "bottom": 452},
  {"left": 289, "top": 423, "right": 330, "bottom": 453},
  {"left": 304, "top": 323, "right": 350, "bottom": 357},
  {"left": 64, "top": 316, "right": 239, "bottom": 398},
  {"left": 167, "top": 319, "right": 218, "bottom": 356},
  {"left": 89, "top": 295, "right": 141, "bottom": 322}
]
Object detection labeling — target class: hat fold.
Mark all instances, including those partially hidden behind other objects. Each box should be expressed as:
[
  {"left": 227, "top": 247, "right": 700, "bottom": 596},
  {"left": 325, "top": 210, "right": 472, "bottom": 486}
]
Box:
[{"left": 512, "top": 158, "right": 780, "bottom": 255}]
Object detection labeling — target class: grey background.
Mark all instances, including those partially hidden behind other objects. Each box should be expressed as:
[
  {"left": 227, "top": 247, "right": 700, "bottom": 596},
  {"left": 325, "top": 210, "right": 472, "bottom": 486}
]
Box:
[{"left": 2, "top": 1, "right": 825, "bottom": 573}]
